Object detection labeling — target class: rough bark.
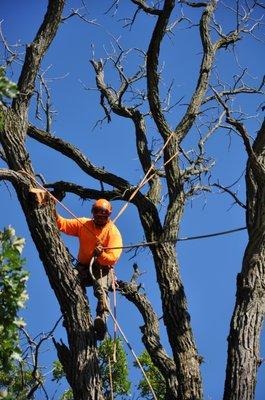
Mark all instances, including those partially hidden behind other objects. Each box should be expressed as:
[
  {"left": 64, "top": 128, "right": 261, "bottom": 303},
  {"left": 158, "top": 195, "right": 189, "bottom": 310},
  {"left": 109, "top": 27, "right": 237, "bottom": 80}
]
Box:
[
  {"left": 224, "top": 120, "right": 265, "bottom": 400},
  {"left": 118, "top": 279, "right": 179, "bottom": 399},
  {"left": 1, "top": 109, "right": 103, "bottom": 400},
  {"left": 135, "top": 201, "right": 203, "bottom": 399},
  {"left": 151, "top": 242, "right": 203, "bottom": 400},
  {"left": 0, "top": 1, "right": 105, "bottom": 398}
]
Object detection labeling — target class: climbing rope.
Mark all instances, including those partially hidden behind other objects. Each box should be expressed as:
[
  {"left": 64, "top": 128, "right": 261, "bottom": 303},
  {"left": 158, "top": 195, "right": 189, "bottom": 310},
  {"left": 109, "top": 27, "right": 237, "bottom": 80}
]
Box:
[
  {"left": 104, "top": 226, "right": 247, "bottom": 250},
  {"left": 110, "top": 268, "right": 118, "bottom": 362},
  {"left": 108, "top": 356, "right": 114, "bottom": 400},
  {"left": 112, "top": 130, "right": 176, "bottom": 224},
  {"left": 107, "top": 301, "right": 158, "bottom": 400},
  {"left": 89, "top": 257, "right": 158, "bottom": 400}
]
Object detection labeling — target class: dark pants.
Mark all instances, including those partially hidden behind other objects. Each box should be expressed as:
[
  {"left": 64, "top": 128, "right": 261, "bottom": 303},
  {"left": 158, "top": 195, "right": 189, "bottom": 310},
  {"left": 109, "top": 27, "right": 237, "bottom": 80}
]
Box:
[{"left": 76, "top": 261, "right": 112, "bottom": 317}]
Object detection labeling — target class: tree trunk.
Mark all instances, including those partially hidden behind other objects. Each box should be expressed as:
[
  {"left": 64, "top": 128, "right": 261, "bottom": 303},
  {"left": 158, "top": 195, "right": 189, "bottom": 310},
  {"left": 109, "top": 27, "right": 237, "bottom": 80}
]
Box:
[
  {"left": 2, "top": 109, "right": 104, "bottom": 400},
  {"left": 223, "top": 244, "right": 265, "bottom": 400},
  {"left": 152, "top": 242, "right": 203, "bottom": 400},
  {"left": 224, "top": 120, "right": 265, "bottom": 400},
  {"left": 137, "top": 201, "right": 203, "bottom": 399}
]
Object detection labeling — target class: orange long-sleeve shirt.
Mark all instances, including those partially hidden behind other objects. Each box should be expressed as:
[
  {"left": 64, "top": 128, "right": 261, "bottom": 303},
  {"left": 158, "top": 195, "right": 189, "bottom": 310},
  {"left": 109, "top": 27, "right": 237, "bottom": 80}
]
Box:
[{"left": 56, "top": 215, "right": 122, "bottom": 267}]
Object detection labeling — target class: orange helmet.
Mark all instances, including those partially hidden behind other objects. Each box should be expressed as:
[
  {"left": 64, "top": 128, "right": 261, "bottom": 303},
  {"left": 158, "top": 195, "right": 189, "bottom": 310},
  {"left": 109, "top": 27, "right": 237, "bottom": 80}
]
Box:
[{"left": 92, "top": 199, "right": 112, "bottom": 215}]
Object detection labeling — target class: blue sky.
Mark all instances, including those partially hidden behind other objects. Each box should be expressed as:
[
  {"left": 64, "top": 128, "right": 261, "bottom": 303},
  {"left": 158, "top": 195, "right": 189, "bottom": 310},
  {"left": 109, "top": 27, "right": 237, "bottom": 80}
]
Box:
[{"left": 1, "top": 1, "right": 265, "bottom": 399}]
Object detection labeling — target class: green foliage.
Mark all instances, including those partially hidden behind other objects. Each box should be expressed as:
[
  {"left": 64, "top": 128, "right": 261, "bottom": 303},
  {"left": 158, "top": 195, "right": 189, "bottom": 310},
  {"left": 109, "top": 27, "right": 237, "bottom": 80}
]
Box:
[
  {"left": 53, "top": 337, "right": 131, "bottom": 400},
  {"left": 0, "top": 67, "right": 18, "bottom": 130},
  {"left": 98, "top": 337, "right": 131, "bottom": 399},
  {"left": 0, "top": 227, "right": 33, "bottom": 399},
  {"left": 0, "top": 362, "right": 36, "bottom": 400},
  {"left": 52, "top": 360, "right": 74, "bottom": 399},
  {"left": 0, "top": 226, "right": 28, "bottom": 373},
  {"left": 0, "top": 67, "right": 18, "bottom": 103},
  {"left": 52, "top": 359, "right": 65, "bottom": 382},
  {"left": 60, "top": 389, "right": 74, "bottom": 400},
  {"left": 134, "top": 350, "right": 166, "bottom": 400}
]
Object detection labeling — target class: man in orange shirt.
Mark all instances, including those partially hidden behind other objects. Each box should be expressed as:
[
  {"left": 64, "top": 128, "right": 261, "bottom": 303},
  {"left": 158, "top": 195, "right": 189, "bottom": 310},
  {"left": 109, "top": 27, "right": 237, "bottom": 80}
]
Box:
[{"left": 56, "top": 199, "right": 122, "bottom": 340}]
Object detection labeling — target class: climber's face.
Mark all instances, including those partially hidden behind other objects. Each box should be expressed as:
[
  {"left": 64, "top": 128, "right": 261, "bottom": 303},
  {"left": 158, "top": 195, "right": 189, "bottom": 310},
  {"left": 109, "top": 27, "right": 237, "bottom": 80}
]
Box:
[{"left": 92, "top": 207, "right": 110, "bottom": 227}]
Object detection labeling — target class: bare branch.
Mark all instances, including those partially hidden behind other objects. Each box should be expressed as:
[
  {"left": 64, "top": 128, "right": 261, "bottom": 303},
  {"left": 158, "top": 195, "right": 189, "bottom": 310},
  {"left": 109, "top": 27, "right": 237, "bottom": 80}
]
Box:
[
  {"left": 46, "top": 180, "right": 123, "bottom": 202},
  {"left": 90, "top": 51, "right": 162, "bottom": 202},
  {"left": 13, "top": 0, "right": 65, "bottom": 115},
  {"left": 20, "top": 318, "right": 62, "bottom": 399},
  {"left": 203, "top": 82, "right": 265, "bottom": 105},
  {"left": 131, "top": 0, "right": 162, "bottom": 15},
  {"left": 255, "top": 1, "right": 265, "bottom": 9},
  {"left": 146, "top": 0, "right": 175, "bottom": 139},
  {"left": 212, "top": 86, "right": 265, "bottom": 182},
  {"left": 35, "top": 66, "right": 57, "bottom": 133},
  {"left": 179, "top": 0, "right": 207, "bottom": 7},
  {"left": 61, "top": 8, "right": 98, "bottom": 25},
  {"left": 27, "top": 124, "right": 131, "bottom": 192},
  {"left": 213, "top": 182, "right": 246, "bottom": 209},
  {"left": 174, "top": 1, "right": 218, "bottom": 143},
  {"left": 117, "top": 277, "right": 178, "bottom": 383},
  {"left": 0, "top": 168, "right": 30, "bottom": 186}
]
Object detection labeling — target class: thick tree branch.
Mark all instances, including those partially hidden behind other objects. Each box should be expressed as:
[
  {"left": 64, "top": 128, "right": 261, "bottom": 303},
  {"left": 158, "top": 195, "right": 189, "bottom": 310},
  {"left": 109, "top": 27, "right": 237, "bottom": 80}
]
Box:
[
  {"left": 46, "top": 180, "right": 123, "bottom": 202},
  {"left": 146, "top": 0, "right": 174, "bottom": 140},
  {"left": 174, "top": 0, "right": 216, "bottom": 144},
  {"left": 131, "top": 0, "right": 162, "bottom": 15},
  {"left": 12, "top": 0, "right": 65, "bottom": 116},
  {"left": 90, "top": 58, "right": 162, "bottom": 203},
  {"left": 146, "top": 0, "right": 184, "bottom": 213},
  {"left": 27, "top": 124, "right": 131, "bottom": 192},
  {"left": 224, "top": 117, "right": 265, "bottom": 400},
  {"left": 0, "top": 168, "right": 29, "bottom": 186},
  {"left": 117, "top": 279, "right": 178, "bottom": 387},
  {"left": 180, "top": 0, "right": 207, "bottom": 7}
]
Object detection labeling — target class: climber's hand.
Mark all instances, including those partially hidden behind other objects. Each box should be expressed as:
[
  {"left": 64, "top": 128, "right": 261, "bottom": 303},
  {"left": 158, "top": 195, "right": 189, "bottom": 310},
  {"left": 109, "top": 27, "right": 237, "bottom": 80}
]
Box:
[{"left": 94, "top": 243, "right": 104, "bottom": 257}]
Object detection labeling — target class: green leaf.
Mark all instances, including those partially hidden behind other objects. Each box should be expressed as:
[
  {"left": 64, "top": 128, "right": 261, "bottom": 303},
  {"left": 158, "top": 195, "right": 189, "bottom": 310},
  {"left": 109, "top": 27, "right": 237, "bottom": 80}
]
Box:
[
  {"left": 134, "top": 350, "right": 166, "bottom": 400},
  {"left": 0, "top": 227, "right": 28, "bottom": 373}
]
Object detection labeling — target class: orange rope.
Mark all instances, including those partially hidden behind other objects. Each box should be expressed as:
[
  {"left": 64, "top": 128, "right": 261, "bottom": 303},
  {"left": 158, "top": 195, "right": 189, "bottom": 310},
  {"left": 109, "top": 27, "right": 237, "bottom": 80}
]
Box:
[
  {"left": 106, "top": 304, "right": 158, "bottom": 400},
  {"left": 20, "top": 170, "right": 99, "bottom": 239},
  {"left": 112, "top": 130, "right": 176, "bottom": 224},
  {"left": 111, "top": 269, "right": 117, "bottom": 362},
  {"left": 108, "top": 356, "right": 114, "bottom": 400}
]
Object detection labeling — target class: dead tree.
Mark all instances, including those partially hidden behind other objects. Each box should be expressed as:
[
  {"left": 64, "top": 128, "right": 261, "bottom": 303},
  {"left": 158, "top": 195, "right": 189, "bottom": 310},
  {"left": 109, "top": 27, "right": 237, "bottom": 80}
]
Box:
[{"left": 0, "top": 1, "right": 264, "bottom": 399}]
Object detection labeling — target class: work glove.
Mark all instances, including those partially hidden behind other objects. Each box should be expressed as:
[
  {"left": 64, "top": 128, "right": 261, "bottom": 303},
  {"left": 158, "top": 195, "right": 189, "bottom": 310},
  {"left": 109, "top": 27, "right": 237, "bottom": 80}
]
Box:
[{"left": 94, "top": 242, "right": 104, "bottom": 257}]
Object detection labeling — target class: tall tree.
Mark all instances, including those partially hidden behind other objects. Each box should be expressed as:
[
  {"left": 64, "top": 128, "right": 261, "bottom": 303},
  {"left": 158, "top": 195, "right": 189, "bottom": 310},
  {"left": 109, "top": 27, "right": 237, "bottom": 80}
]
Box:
[{"left": 0, "top": 1, "right": 264, "bottom": 399}]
